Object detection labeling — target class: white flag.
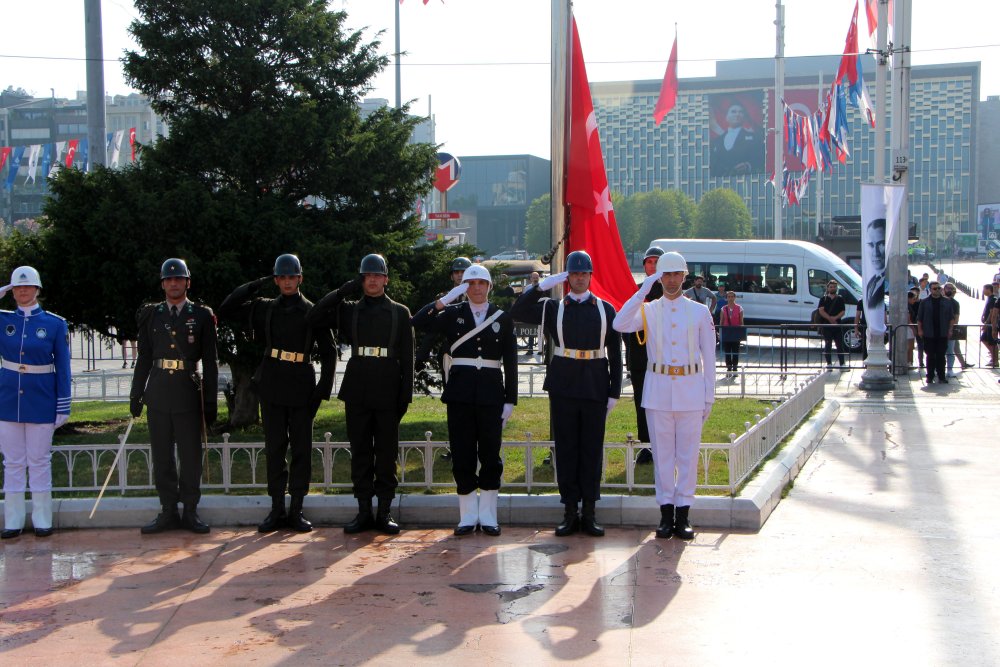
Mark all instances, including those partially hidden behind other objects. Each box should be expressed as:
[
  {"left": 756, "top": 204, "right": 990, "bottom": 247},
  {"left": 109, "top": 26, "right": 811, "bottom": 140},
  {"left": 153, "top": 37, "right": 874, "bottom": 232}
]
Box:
[
  {"left": 860, "top": 183, "right": 905, "bottom": 335},
  {"left": 25, "top": 144, "right": 41, "bottom": 184},
  {"left": 110, "top": 130, "right": 125, "bottom": 167},
  {"left": 49, "top": 141, "right": 66, "bottom": 178}
]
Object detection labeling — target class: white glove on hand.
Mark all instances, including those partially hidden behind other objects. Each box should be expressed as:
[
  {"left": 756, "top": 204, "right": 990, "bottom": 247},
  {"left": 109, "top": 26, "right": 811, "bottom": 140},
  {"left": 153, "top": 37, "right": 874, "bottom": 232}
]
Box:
[
  {"left": 438, "top": 282, "right": 469, "bottom": 306},
  {"left": 538, "top": 271, "right": 569, "bottom": 292},
  {"left": 54, "top": 413, "right": 70, "bottom": 428},
  {"left": 606, "top": 397, "right": 618, "bottom": 421},
  {"left": 501, "top": 403, "right": 514, "bottom": 429},
  {"left": 702, "top": 404, "right": 713, "bottom": 425},
  {"left": 640, "top": 270, "right": 664, "bottom": 295},
  {"left": 0, "top": 284, "right": 12, "bottom": 298}
]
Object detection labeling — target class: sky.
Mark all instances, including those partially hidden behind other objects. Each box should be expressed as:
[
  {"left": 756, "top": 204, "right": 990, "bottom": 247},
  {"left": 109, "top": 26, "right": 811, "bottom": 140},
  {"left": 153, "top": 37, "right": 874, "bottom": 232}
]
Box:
[{"left": 2, "top": 0, "right": 998, "bottom": 159}]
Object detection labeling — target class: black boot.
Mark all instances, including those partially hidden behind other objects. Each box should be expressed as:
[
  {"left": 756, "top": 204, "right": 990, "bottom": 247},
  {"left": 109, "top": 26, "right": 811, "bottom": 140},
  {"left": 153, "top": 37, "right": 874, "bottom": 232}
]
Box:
[
  {"left": 655, "top": 504, "right": 674, "bottom": 539},
  {"left": 344, "top": 499, "right": 374, "bottom": 534},
  {"left": 555, "top": 503, "right": 580, "bottom": 537},
  {"left": 286, "top": 495, "right": 313, "bottom": 533},
  {"left": 258, "top": 496, "right": 287, "bottom": 533},
  {"left": 580, "top": 500, "right": 605, "bottom": 537},
  {"left": 181, "top": 505, "right": 211, "bottom": 534},
  {"left": 140, "top": 505, "right": 180, "bottom": 534},
  {"left": 673, "top": 505, "right": 695, "bottom": 540},
  {"left": 374, "top": 499, "right": 400, "bottom": 535}
]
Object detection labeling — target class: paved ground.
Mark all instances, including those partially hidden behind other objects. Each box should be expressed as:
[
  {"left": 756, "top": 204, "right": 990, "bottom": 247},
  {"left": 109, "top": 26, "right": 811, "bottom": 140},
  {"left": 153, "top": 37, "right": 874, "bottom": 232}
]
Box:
[{"left": 2, "top": 368, "right": 999, "bottom": 665}]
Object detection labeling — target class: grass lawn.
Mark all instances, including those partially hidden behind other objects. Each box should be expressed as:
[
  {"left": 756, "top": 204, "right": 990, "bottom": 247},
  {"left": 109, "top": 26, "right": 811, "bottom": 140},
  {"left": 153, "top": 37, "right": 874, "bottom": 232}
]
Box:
[{"left": 46, "top": 396, "right": 778, "bottom": 497}]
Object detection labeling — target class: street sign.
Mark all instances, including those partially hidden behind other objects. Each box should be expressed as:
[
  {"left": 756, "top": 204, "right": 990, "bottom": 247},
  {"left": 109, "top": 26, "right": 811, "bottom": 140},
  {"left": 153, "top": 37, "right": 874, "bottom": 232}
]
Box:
[
  {"left": 428, "top": 211, "right": 460, "bottom": 220},
  {"left": 434, "top": 152, "right": 461, "bottom": 193}
]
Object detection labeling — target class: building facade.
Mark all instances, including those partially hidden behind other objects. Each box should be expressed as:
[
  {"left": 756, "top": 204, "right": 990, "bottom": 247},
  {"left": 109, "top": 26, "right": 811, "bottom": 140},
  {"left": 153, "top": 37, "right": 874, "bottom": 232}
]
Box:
[{"left": 591, "top": 56, "right": 981, "bottom": 254}]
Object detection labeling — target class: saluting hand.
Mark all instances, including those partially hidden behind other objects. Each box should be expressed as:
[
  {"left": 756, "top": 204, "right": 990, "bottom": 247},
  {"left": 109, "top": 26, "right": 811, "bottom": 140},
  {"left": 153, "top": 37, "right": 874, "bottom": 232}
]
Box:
[
  {"left": 250, "top": 276, "right": 272, "bottom": 291},
  {"left": 339, "top": 276, "right": 362, "bottom": 294},
  {"left": 439, "top": 282, "right": 469, "bottom": 307},
  {"left": 640, "top": 271, "right": 664, "bottom": 295},
  {"left": 0, "top": 284, "right": 11, "bottom": 298},
  {"left": 538, "top": 271, "right": 569, "bottom": 292}
]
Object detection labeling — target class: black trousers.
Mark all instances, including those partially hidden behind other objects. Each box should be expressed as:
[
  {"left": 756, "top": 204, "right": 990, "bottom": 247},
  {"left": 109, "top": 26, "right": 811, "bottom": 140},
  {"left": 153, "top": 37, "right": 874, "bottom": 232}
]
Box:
[
  {"left": 631, "top": 369, "right": 650, "bottom": 443},
  {"left": 446, "top": 403, "right": 503, "bottom": 494},
  {"left": 550, "top": 395, "right": 606, "bottom": 505},
  {"left": 822, "top": 326, "right": 846, "bottom": 366},
  {"left": 147, "top": 407, "right": 203, "bottom": 507},
  {"left": 345, "top": 403, "right": 399, "bottom": 501},
  {"left": 923, "top": 336, "right": 948, "bottom": 381},
  {"left": 722, "top": 342, "right": 741, "bottom": 370},
  {"left": 260, "top": 401, "right": 314, "bottom": 498}
]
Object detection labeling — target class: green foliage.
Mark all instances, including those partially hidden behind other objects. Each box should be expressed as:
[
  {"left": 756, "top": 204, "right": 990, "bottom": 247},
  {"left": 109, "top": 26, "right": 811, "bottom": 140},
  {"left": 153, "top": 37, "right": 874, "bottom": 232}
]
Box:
[
  {"left": 694, "top": 188, "right": 753, "bottom": 239},
  {"left": 523, "top": 193, "right": 551, "bottom": 255}
]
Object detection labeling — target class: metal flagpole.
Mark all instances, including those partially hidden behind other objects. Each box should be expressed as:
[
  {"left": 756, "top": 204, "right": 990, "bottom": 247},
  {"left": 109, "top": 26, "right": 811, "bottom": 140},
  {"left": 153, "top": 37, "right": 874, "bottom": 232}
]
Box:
[
  {"left": 773, "top": 1, "right": 784, "bottom": 240},
  {"left": 890, "top": 0, "right": 912, "bottom": 374},
  {"left": 550, "top": 0, "right": 570, "bottom": 282},
  {"left": 394, "top": 0, "right": 402, "bottom": 109}
]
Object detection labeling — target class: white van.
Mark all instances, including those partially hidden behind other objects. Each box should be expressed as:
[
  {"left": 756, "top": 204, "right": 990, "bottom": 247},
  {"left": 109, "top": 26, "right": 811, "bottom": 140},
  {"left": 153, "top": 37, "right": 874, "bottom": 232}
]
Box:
[{"left": 650, "top": 239, "right": 864, "bottom": 348}]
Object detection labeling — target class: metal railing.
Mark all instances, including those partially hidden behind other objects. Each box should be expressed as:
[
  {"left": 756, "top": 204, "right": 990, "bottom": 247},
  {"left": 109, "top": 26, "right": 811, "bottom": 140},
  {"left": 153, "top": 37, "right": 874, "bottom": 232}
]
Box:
[{"left": 47, "top": 372, "right": 823, "bottom": 497}]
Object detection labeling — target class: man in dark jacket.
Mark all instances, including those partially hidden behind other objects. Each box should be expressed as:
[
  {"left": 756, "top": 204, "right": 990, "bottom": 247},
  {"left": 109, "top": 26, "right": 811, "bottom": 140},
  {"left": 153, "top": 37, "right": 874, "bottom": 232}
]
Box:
[
  {"left": 131, "top": 259, "right": 219, "bottom": 535},
  {"left": 916, "top": 281, "right": 956, "bottom": 384},
  {"left": 218, "top": 254, "right": 336, "bottom": 533},
  {"left": 307, "top": 254, "right": 414, "bottom": 534},
  {"left": 411, "top": 264, "right": 518, "bottom": 536},
  {"left": 511, "top": 250, "right": 622, "bottom": 537}
]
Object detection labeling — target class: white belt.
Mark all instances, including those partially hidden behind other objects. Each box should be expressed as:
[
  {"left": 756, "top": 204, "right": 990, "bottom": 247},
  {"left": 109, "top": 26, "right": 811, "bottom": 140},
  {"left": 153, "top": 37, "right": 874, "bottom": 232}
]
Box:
[
  {"left": 356, "top": 346, "right": 390, "bottom": 358},
  {"left": 1, "top": 359, "right": 56, "bottom": 374},
  {"left": 553, "top": 347, "right": 606, "bottom": 360},
  {"left": 450, "top": 357, "right": 501, "bottom": 370},
  {"left": 648, "top": 362, "right": 701, "bottom": 376}
]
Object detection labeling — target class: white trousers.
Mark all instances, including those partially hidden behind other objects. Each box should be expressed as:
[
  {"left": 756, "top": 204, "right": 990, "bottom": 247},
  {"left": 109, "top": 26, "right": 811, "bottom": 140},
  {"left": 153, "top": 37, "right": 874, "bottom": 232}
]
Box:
[
  {"left": 646, "top": 409, "right": 702, "bottom": 506},
  {"left": 0, "top": 421, "right": 56, "bottom": 493}
]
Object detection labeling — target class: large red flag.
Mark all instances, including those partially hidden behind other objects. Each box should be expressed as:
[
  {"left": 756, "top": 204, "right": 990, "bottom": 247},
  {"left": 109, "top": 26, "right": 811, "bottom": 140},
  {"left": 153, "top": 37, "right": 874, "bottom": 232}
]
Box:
[
  {"left": 565, "top": 18, "right": 636, "bottom": 310},
  {"left": 652, "top": 33, "right": 678, "bottom": 125},
  {"left": 0, "top": 146, "right": 10, "bottom": 174}
]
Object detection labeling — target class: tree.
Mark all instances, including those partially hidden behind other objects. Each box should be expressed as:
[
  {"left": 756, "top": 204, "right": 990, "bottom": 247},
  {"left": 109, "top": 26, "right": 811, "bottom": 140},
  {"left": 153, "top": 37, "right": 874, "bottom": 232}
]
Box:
[
  {"left": 523, "top": 194, "right": 551, "bottom": 256},
  {"left": 18, "top": 0, "right": 448, "bottom": 427},
  {"left": 694, "top": 188, "right": 753, "bottom": 239}
]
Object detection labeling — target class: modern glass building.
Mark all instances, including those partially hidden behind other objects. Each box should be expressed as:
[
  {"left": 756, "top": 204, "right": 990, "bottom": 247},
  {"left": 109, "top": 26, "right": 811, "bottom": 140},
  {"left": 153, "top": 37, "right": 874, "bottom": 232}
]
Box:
[{"left": 590, "top": 56, "right": 980, "bottom": 252}]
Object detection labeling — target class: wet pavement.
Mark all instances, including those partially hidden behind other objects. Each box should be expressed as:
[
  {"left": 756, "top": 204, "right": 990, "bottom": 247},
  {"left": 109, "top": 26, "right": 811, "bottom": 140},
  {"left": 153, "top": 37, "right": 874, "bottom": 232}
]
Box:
[{"left": 3, "top": 370, "right": 1000, "bottom": 665}]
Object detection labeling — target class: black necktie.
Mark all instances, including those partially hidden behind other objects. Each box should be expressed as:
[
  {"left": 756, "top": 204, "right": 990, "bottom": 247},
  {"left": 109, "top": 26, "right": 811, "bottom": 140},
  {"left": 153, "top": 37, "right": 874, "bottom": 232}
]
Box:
[{"left": 170, "top": 305, "right": 179, "bottom": 318}]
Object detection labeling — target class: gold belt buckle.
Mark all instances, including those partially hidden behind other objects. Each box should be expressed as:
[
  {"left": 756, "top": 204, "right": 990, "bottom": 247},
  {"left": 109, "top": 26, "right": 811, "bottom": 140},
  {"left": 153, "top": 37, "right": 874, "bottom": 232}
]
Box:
[
  {"left": 575, "top": 349, "right": 586, "bottom": 360},
  {"left": 279, "top": 350, "right": 296, "bottom": 362},
  {"left": 667, "top": 365, "right": 683, "bottom": 376},
  {"left": 17, "top": 364, "right": 26, "bottom": 373}
]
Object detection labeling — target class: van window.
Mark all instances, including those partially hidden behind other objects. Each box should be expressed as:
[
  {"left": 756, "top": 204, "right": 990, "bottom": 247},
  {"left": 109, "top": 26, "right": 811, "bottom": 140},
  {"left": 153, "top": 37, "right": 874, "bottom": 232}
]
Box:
[
  {"left": 745, "top": 263, "right": 796, "bottom": 294},
  {"left": 808, "top": 269, "right": 835, "bottom": 298},
  {"left": 688, "top": 262, "right": 737, "bottom": 290},
  {"left": 809, "top": 269, "right": 859, "bottom": 305}
]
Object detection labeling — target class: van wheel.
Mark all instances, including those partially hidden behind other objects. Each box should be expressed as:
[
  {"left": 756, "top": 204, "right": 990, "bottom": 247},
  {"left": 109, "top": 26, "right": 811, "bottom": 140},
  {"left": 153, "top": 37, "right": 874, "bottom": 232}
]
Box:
[{"left": 843, "top": 328, "right": 862, "bottom": 352}]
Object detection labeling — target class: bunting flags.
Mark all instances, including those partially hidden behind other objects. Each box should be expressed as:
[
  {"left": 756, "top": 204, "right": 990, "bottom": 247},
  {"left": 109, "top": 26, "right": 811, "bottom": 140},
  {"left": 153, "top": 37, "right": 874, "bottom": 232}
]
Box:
[
  {"left": 837, "top": 1, "right": 875, "bottom": 128},
  {"left": 0, "top": 127, "right": 136, "bottom": 190},
  {"left": 565, "top": 18, "right": 636, "bottom": 310},
  {"left": 0, "top": 147, "right": 10, "bottom": 174},
  {"left": 66, "top": 139, "right": 79, "bottom": 168},
  {"left": 25, "top": 144, "right": 41, "bottom": 185},
  {"left": 4, "top": 146, "right": 25, "bottom": 190},
  {"left": 111, "top": 130, "right": 125, "bottom": 168},
  {"left": 652, "top": 33, "right": 679, "bottom": 126}
]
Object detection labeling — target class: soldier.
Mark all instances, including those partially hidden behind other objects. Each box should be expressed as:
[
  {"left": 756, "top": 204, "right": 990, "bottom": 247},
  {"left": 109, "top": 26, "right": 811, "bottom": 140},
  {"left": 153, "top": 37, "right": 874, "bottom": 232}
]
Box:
[
  {"left": 0, "top": 267, "right": 71, "bottom": 539},
  {"left": 131, "top": 259, "right": 219, "bottom": 535},
  {"left": 623, "top": 246, "right": 664, "bottom": 466},
  {"left": 510, "top": 250, "right": 622, "bottom": 537},
  {"left": 613, "top": 251, "right": 716, "bottom": 541},
  {"left": 218, "top": 254, "right": 336, "bottom": 533},
  {"left": 306, "top": 254, "right": 414, "bottom": 534},
  {"left": 411, "top": 264, "right": 518, "bottom": 536}
]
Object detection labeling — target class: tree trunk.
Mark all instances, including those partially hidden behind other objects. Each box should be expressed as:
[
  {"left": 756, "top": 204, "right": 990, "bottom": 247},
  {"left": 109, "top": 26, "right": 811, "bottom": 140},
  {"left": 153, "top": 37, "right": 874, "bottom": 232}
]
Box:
[{"left": 226, "top": 363, "right": 260, "bottom": 428}]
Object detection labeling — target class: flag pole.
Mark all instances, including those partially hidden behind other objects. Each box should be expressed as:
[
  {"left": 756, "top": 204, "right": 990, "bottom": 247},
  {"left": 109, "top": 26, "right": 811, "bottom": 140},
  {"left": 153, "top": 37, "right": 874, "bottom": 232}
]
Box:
[
  {"left": 394, "top": 0, "right": 402, "bottom": 109},
  {"left": 673, "top": 24, "right": 680, "bottom": 192},
  {"left": 550, "top": 0, "right": 571, "bottom": 281},
  {"left": 773, "top": 0, "right": 784, "bottom": 240}
]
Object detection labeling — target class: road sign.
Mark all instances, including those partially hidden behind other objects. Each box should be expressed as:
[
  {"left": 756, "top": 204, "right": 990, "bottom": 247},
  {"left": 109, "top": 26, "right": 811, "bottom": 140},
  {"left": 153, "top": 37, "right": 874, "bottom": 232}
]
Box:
[
  {"left": 428, "top": 211, "right": 460, "bottom": 220},
  {"left": 434, "top": 152, "right": 461, "bottom": 193}
]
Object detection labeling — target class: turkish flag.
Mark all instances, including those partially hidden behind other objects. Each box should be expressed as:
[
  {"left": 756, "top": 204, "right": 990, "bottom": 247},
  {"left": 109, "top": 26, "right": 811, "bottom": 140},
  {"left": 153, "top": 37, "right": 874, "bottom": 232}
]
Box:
[
  {"left": 65, "top": 139, "right": 79, "bottom": 168},
  {"left": 129, "top": 127, "right": 137, "bottom": 161},
  {"left": 652, "top": 34, "right": 678, "bottom": 125},
  {"left": 565, "top": 18, "right": 636, "bottom": 310}
]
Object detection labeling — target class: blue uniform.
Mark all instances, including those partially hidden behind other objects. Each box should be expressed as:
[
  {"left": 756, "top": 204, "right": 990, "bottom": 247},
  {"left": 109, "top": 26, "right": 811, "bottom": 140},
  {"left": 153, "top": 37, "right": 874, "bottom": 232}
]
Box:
[{"left": 0, "top": 307, "right": 71, "bottom": 424}]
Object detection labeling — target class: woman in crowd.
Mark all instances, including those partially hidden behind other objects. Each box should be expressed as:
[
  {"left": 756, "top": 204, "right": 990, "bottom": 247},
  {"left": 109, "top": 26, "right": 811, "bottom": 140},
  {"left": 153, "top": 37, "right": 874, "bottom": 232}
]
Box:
[{"left": 718, "top": 290, "right": 745, "bottom": 379}]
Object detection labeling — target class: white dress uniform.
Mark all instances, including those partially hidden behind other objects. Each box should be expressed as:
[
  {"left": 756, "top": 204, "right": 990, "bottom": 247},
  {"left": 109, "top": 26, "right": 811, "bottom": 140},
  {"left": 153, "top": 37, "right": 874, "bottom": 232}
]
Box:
[{"left": 614, "top": 288, "right": 716, "bottom": 507}]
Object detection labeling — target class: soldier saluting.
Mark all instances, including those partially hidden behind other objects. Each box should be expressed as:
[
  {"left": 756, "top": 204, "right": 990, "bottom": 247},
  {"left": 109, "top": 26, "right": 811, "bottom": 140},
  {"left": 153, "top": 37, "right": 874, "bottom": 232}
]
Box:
[
  {"left": 306, "top": 254, "right": 414, "bottom": 535},
  {"left": 218, "top": 254, "right": 336, "bottom": 533},
  {"left": 131, "top": 259, "right": 219, "bottom": 535}
]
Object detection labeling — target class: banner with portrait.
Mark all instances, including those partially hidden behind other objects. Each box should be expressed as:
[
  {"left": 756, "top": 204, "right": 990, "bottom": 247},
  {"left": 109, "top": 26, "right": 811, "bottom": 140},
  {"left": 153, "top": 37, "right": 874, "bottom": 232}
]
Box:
[
  {"left": 978, "top": 204, "right": 1000, "bottom": 241},
  {"left": 708, "top": 91, "right": 765, "bottom": 177},
  {"left": 860, "top": 184, "right": 904, "bottom": 335}
]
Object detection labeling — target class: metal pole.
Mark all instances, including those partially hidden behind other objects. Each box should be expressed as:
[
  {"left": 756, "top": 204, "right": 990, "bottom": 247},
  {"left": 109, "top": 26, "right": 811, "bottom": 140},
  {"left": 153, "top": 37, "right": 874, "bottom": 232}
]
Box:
[
  {"left": 550, "top": 0, "right": 570, "bottom": 278},
  {"left": 394, "top": 0, "right": 402, "bottom": 109},
  {"left": 890, "top": 0, "right": 912, "bottom": 373},
  {"left": 84, "top": 0, "right": 107, "bottom": 168},
  {"left": 874, "top": 0, "right": 889, "bottom": 184},
  {"left": 815, "top": 72, "right": 823, "bottom": 239},
  {"left": 773, "top": 1, "right": 784, "bottom": 240}
]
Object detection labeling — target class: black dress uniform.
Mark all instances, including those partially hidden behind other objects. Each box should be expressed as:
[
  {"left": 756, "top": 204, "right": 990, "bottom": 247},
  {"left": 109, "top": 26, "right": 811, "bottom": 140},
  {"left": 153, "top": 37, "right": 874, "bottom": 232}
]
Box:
[
  {"left": 306, "top": 279, "right": 414, "bottom": 533},
  {"left": 511, "top": 285, "right": 622, "bottom": 533},
  {"left": 411, "top": 296, "right": 518, "bottom": 533},
  {"left": 218, "top": 280, "right": 335, "bottom": 531},
  {"left": 131, "top": 299, "right": 219, "bottom": 532}
]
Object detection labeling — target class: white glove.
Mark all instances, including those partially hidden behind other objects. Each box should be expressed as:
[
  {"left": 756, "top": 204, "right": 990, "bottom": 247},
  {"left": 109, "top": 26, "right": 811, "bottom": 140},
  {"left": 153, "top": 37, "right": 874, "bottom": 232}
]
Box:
[
  {"left": 640, "top": 271, "right": 664, "bottom": 295},
  {"left": 501, "top": 403, "right": 514, "bottom": 428},
  {"left": 54, "top": 413, "right": 70, "bottom": 428},
  {"left": 438, "top": 282, "right": 469, "bottom": 306},
  {"left": 538, "top": 271, "right": 569, "bottom": 291},
  {"left": 0, "top": 284, "right": 11, "bottom": 298},
  {"left": 606, "top": 397, "right": 618, "bottom": 421},
  {"left": 702, "top": 404, "right": 713, "bottom": 425}
]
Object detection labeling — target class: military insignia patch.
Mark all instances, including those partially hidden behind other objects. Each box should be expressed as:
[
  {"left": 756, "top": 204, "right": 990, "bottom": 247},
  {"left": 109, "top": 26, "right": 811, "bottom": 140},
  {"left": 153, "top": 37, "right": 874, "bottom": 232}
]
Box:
[
  {"left": 492, "top": 322, "right": 501, "bottom": 332},
  {"left": 36, "top": 328, "right": 48, "bottom": 339},
  {"left": 457, "top": 317, "right": 465, "bottom": 325},
  {"left": 5, "top": 325, "right": 14, "bottom": 336}
]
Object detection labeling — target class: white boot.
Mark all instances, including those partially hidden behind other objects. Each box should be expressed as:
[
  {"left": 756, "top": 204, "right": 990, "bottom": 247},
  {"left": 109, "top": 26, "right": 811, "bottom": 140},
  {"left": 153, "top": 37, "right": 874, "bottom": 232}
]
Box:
[
  {"left": 3, "top": 491, "right": 26, "bottom": 536},
  {"left": 31, "top": 491, "right": 53, "bottom": 533},
  {"left": 455, "top": 492, "right": 479, "bottom": 535},
  {"left": 478, "top": 489, "right": 501, "bottom": 536}
]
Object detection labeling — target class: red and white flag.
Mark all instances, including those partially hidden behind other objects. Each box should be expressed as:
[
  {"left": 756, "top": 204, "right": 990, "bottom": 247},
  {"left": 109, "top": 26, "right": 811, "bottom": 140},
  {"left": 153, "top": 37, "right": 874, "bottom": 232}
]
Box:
[
  {"left": 652, "top": 33, "right": 679, "bottom": 126},
  {"left": 129, "top": 127, "right": 137, "bottom": 161},
  {"left": 565, "top": 18, "right": 636, "bottom": 310},
  {"left": 65, "top": 139, "right": 79, "bottom": 168}
]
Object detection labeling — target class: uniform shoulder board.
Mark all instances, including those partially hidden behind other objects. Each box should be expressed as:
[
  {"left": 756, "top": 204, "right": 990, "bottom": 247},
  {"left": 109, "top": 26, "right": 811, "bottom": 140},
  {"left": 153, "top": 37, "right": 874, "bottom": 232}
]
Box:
[
  {"left": 47, "top": 311, "right": 68, "bottom": 323},
  {"left": 136, "top": 302, "right": 158, "bottom": 326},
  {"left": 191, "top": 301, "right": 218, "bottom": 326}
]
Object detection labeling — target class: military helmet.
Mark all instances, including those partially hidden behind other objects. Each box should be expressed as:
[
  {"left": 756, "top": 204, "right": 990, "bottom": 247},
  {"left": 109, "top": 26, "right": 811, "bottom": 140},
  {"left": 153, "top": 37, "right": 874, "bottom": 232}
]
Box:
[
  {"left": 565, "top": 250, "right": 594, "bottom": 273},
  {"left": 658, "top": 251, "right": 688, "bottom": 273},
  {"left": 451, "top": 257, "right": 472, "bottom": 272},
  {"left": 10, "top": 266, "right": 42, "bottom": 288},
  {"left": 273, "top": 253, "right": 303, "bottom": 276},
  {"left": 643, "top": 246, "right": 665, "bottom": 260},
  {"left": 359, "top": 253, "right": 388, "bottom": 275},
  {"left": 462, "top": 264, "right": 492, "bottom": 285},
  {"left": 160, "top": 258, "right": 190, "bottom": 279}
]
